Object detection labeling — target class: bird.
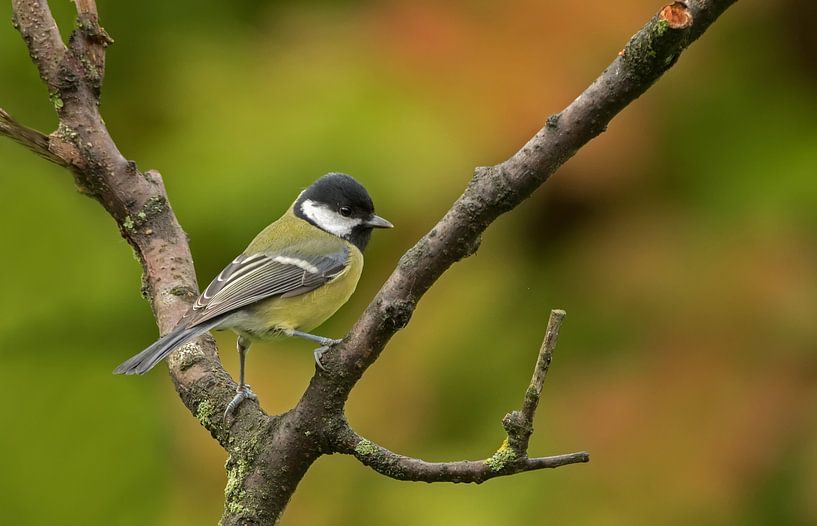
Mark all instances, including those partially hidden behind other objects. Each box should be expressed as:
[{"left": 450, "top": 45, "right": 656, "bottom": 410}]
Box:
[{"left": 113, "top": 172, "right": 393, "bottom": 416}]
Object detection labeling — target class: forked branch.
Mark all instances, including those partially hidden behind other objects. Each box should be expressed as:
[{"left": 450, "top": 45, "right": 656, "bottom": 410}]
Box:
[{"left": 332, "top": 310, "right": 587, "bottom": 483}]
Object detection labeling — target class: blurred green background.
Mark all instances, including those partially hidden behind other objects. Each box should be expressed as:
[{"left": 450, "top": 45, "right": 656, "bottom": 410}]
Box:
[{"left": 1, "top": 0, "right": 816, "bottom": 524}]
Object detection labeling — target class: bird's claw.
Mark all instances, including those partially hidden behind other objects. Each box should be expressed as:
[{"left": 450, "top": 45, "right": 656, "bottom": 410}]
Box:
[
  {"left": 313, "top": 346, "right": 330, "bottom": 371},
  {"left": 313, "top": 338, "right": 342, "bottom": 370},
  {"left": 225, "top": 384, "right": 258, "bottom": 418}
]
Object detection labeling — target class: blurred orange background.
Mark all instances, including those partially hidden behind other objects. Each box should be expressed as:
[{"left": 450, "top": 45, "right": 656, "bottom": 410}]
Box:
[{"left": 1, "top": 1, "right": 815, "bottom": 524}]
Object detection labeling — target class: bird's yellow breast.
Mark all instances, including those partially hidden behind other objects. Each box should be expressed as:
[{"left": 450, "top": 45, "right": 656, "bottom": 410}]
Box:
[{"left": 232, "top": 244, "right": 363, "bottom": 340}]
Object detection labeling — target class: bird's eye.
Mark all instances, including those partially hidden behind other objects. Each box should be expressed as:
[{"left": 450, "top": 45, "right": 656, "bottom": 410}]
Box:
[{"left": 339, "top": 206, "right": 352, "bottom": 217}]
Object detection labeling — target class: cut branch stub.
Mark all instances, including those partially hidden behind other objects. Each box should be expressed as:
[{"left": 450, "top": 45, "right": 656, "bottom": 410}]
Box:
[
  {"left": 661, "top": 1, "right": 694, "bottom": 29},
  {"left": 620, "top": 1, "right": 693, "bottom": 80}
]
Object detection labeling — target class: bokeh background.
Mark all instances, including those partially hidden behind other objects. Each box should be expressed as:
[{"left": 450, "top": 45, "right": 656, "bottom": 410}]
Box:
[{"left": 1, "top": 0, "right": 816, "bottom": 524}]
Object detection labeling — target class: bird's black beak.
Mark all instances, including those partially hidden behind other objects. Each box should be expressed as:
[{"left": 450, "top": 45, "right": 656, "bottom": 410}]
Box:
[{"left": 366, "top": 215, "right": 394, "bottom": 229}]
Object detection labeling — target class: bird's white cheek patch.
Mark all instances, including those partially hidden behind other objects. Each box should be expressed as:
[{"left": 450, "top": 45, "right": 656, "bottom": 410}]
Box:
[{"left": 300, "top": 199, "right": 362, "bottom": 238}]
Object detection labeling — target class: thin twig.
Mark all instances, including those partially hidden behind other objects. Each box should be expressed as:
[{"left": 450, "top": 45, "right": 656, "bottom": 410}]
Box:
[
  {"left": 522, "top": 316, "right": 566, "bottom": 432},
  {"left": 522, "top": 309, "right": 566, "bottom": 424},
  {"left": 333, "top": 423, "right": 588, "bottom": 483},
  {"left": 502, "top": 309, "right": 567, "bottom": 454}
]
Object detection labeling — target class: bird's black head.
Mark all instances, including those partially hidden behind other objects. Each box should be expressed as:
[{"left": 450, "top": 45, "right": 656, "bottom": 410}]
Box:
[{"left": 294, "top": 172, "right": 393, "bottom": 251}]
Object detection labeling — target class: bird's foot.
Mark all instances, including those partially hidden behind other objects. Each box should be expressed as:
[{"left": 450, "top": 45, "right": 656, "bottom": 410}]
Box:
[
  {"left": 225, "top": 384, "right": 258, "bottom": 418},
  {"left": 313, "top": 338, "right": 342, "bottom": 370}
]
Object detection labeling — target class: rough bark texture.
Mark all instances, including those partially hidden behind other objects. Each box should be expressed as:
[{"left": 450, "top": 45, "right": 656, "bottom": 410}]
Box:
[{"left": 1, "top": 1, "right": 737, "bottom": 524}]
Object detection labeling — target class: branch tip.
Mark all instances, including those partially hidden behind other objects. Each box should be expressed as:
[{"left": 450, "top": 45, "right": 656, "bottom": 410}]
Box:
[
  {"left": 526, "top": 309, "right": 566, "bottom": 410},
  {"left": 527, "top": 451, "right": 590, "bottom": 469},
  {"left": 505, "top": 309, "right": 567, "bottom": 453}
]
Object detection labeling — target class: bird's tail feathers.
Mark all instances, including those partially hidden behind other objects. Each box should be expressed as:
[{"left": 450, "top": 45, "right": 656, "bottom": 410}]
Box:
[{"left": 113, "top": 321, "right": 218, "bottom": 375}]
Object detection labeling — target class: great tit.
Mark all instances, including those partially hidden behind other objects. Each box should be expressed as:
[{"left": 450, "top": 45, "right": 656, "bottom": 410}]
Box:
[{"left": 114, "top": 172, "right": 393, "bottom": 415}]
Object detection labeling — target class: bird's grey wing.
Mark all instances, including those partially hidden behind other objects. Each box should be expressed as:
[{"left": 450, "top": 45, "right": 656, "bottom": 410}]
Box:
[{"left": 186, "top": 249, "right": 349, "bottom": 327}]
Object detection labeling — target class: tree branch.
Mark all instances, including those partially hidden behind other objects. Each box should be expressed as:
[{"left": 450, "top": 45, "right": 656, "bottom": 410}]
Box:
[
  {"left": 8, "top": 0, "right": 258, "bottom": 473},
  {"left": 332, "top": 310, "right": 587, "bottom": 483},
  {"left": 2, "top": 1, "right": 739, "bottom": 524},
  {"left": 319, "top": 1, "right": 737, "bottom": 399},
  {"left": 11, "top": 0, "right": 66, "bottom": 91},
  {"left": 334, "top": 425, "right": 588, "bottom": 484},
  {"left": 71, "top": 0, "right": 112, "bottom": 96},
  {"left": 503, "top": 309, "right": 566, "bottom": 455}
]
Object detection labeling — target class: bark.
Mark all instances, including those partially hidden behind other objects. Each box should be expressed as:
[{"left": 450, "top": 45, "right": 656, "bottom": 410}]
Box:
[{"left": 0, "top": 1, "right": 738, "bottom": 524}]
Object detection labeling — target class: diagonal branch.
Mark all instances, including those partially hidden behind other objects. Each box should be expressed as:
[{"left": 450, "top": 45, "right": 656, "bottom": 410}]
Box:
[
  {"left": 332, "top": 310, "right": 587, "bottom": 482},
  {"left": 320, "top": 0, "right": 736, "bottom": 397}
]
